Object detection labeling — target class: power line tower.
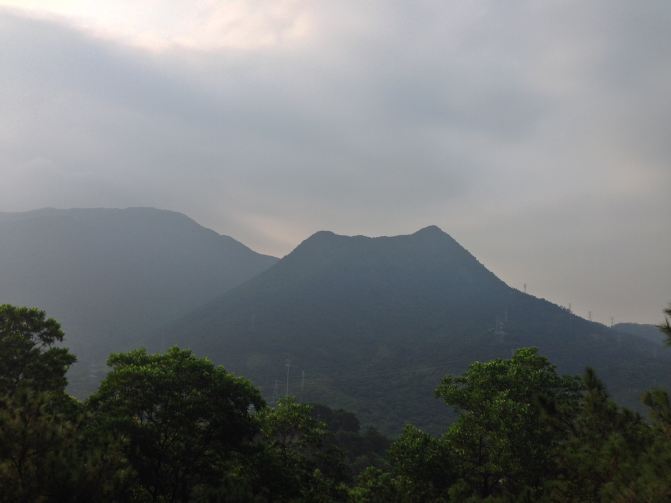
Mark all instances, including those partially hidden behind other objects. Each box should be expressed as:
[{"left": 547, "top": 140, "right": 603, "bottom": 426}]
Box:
[
  {"left": 494, "top": 316, "right": 506, "bottom": 343},
  {"left": 567, "top": 303, "right": 572, "bottom": 337},
  {"left": 272, "top": 380, "right": 279, "bottom": 405},
  {"left": 285, "top": 357, "right": 291, "bottom": 397}
]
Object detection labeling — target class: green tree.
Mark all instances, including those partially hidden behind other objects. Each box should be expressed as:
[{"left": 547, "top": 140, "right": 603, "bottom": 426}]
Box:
[
  {"left": 544, "top": 368, "right": 651, "bottom": 502},
  {"left": 0, "top": 305, "right": 77, "bottom": 501},
  {"left": 386, "top": 424, "right": 454, "bottom": 502},
  {"left": 661, "top": 303, "right": 671, "bottom": 345},
  {"left": 309, "top": 403, "right": 389, "bottom": 477},
  {"left": 435, "top": 347, "right": 581, "bottom": 500},
  {"left": 0, "top": 304, "right": 76, "bottom": 396},
  {"left": 542, "top": 303, "right": 671, "bottom": 502},
  {"left": 88, "top": 347, "right": 264, "bottom": 502},
  {"left": 0, "top": 391, "right": 77, "bottom": 502},
  {"left": 255, "top": 397, "right": 348, "bottom": 502},
  {"left": 0, "top": 391, "right": 130, "bottom": 503},
  {"left": 349, "top": 467, "right": 399, "bottom": 503}
]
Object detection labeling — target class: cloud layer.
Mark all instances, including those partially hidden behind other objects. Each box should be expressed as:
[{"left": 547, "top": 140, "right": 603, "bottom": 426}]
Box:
[{"left": 0, "top": 1, "right": 669, "bottom": 323}]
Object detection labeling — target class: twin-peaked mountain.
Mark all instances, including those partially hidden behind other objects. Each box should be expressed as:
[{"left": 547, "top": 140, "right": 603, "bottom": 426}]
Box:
[
  {"left": 159, "top": 226, "right": 670, "bottom": 434},
  {"left": 0, "top": 208, "right": 277, "bottom": 393}
]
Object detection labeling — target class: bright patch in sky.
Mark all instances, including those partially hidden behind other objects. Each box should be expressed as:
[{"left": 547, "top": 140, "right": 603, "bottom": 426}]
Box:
[{"left": 0, "top": 0, "right": 312, "bottom": 49}]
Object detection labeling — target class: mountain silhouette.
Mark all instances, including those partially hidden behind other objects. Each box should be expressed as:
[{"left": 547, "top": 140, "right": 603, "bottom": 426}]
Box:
[{"left": 0, "top": 207, "right": 277, "bottom": 394}]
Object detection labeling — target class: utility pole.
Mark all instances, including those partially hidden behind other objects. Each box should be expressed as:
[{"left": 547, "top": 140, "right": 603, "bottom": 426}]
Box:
[
  {"left": 301, "top": 370, "right": 305, "bottom": 395},
  {"left": 523, "top": 283, "right": 527, "bottom": 294},
  {"left": 588, "top": 311, "right": 592, "bottom": 321},
  {"left": 566, "top": 303, "right": 572, "bottom": 337},
  {"left": 285, "top": 357, "right": 291, "bottom": 397}
]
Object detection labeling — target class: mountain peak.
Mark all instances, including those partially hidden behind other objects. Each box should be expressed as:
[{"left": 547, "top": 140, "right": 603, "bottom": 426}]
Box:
[
  {"left": 414, "top": 224, "right": 444, "bottom": 235},
  {"left": 289, "top": 226, "right": 469, "bottom": 263},
  {"left": 302, "top": 225, "right": 450, "bottom": 244},
  {"left": 308, "top": 230, "right": 338, "bottom": 240}
]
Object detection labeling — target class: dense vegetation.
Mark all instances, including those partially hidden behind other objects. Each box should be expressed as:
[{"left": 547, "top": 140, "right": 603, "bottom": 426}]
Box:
[{"left": 2, "top": 303, "right": 671, "bottom": 502}]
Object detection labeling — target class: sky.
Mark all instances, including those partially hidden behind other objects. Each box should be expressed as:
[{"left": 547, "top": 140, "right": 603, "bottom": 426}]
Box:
[{"left": 0, "top": 1, "right": 669, "bottom": 324}]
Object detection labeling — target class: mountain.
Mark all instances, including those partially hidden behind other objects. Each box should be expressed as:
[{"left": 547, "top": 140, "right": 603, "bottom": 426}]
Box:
[
  {"left": 613, "top": 322, "right": 666, "bottom": 345},
  {"left": 0, "top": 208, "right": 277, "bottom": 394},
  {"left": 159, "top": 226, "right": 670, "bottom": 434}
]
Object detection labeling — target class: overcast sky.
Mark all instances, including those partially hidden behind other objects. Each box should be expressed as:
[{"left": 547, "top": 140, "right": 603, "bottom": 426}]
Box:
[{"left": 0, "top": 1, "right": 669, "bottom": 324}]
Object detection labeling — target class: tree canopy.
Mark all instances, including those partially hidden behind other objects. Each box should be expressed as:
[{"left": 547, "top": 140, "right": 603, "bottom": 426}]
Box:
[
  {"left": 0, "top": 304, "right": 75, "bottom": 396},
  {"left": 88, "top": 347, "right": 265, "bottom": 502}
]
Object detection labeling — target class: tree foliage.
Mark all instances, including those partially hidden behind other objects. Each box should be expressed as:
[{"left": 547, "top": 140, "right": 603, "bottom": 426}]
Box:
[
  {"left": 436, "top": 347, "right": 582, "bottom": 499},
  {"left": 661, "top": 303, "right": 671, "bottom": 345},
  {"left": 88, "top": 347, "right": 265, "bottom": 502},
  {"left": 0, "top": 306, "right": 125, "bottom": 502},
  {"left": 0, "top": 304, "right": 76, "bottom": 396}
]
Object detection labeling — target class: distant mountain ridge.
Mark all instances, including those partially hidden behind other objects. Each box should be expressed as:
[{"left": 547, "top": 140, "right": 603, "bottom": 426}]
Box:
[
  {"left": 159, "top": 225, "right": 671, "bottom": 434},
  {"left": 0, "top": 207, "right": 277, "bottom": 394}
]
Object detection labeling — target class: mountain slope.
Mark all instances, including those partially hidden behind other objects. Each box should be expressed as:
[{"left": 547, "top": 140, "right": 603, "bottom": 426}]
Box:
[
  {"left": 159, "top": 226, "right": 670, "bottom": 434},
  {"left": 613, "top": 322, "right": 666, "bottom": 345},
  {"left": 0, "top": 207, "right": 277, "bottom": 394}
]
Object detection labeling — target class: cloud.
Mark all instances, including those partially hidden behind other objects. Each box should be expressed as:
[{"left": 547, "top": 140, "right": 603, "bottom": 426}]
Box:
[{"left": 0, "top": 1, "right": 669, "bottom": 323}]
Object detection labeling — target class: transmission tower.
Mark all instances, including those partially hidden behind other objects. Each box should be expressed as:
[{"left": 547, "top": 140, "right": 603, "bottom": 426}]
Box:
[
  {"left": 285, "top": 357, "right": 291, "bottom": 397},
  {"left": 272, "top": 380, "right": 279, "bottom": 405}
]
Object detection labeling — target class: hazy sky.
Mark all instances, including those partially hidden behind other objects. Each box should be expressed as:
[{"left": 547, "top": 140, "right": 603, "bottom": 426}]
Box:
[{"left": 0, "top": 1, "right": 669, "bottom": 324}]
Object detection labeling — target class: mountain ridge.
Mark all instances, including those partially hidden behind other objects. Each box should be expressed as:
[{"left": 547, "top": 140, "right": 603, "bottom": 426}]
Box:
[{"left": 0, "top": 207, "right": 278, "bottom": 395}]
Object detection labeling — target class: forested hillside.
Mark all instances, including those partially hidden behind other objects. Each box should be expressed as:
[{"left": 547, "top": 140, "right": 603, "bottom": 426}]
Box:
[
  {"left": 614, "top": 322, "right": 666, "bottom": 345},
  {"left": 159, "top": 226, "right": 670, "bottom": 433}
]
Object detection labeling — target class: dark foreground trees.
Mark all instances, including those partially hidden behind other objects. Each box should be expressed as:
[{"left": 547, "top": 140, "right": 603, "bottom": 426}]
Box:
[
  {"left": 352, "top": 348, "right": 583, "bottom": 502},
  {"left": 0, "top": 304, "right": 84, "bottom": 501},
  {"left": 0, "top": 304, "right": 76, "bottom": 396},
  {"left": 352, "top": 348, "right": 671, "bottom": 503},
  {"left": 87, "top": 348, "right": 265, "bottom": 501},
  {"left": 0, "top": 306, "right": 355, "bottom": 502},
  {"left": 3, "top": 303, "right": 671, "bottom": 502},
  {"left": 436, "top": 348, "right": 582, "bottom": 498}
]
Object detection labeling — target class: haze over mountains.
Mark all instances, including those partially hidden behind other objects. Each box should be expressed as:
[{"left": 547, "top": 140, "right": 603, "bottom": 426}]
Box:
[
  {"left": 158, "top": 224, "right": 670, "bottom": 433},
  {"left": 0, "top": 208, "right": 277, "bottom": 393},
  {"left": 0, "top": 207, "right": 667, "bottom": 433}
]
